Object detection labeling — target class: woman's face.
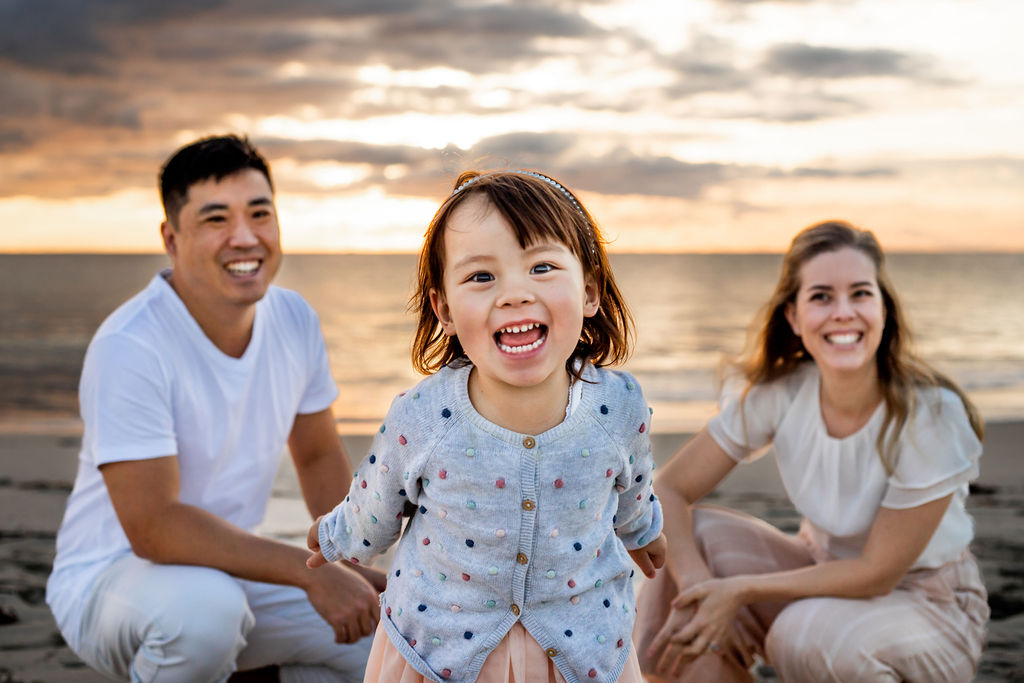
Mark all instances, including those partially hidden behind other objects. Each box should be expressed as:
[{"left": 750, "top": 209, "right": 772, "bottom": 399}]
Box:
[{"left": 784, "top": 246, "right": 885, "bottom": 379}]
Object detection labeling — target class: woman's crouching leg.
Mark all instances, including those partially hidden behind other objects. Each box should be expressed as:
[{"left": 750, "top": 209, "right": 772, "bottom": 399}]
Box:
[{"left": 634, "top": 505, "right": 814, "bottom": 683}]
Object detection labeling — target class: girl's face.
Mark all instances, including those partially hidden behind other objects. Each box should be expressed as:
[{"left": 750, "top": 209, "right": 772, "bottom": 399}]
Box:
[
  {"left": 784, "top": 246, "right": 886, "bottom": 379},
  {"left": 430, "top": 195, "right": 599, "bottom": 395}
]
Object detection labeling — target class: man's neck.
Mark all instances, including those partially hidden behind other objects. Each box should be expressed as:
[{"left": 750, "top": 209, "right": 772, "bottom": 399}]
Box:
[{"left": 166, "top": 271, "right": 256, "bottom": 358}]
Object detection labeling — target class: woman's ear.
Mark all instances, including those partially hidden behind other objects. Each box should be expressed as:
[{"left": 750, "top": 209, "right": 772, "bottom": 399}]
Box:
[
  {"left": 583, "top": 275, "right": 600, "bottom": 318},
  {"left": 784, "top": 302, "right": 800, "bottom": 336},
  {"left": 429, "top": 288, "right": 457, "bottom": 336}
]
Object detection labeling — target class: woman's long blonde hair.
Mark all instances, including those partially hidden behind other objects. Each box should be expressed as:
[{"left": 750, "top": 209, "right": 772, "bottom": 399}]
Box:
[{"left": 737, "top": 220, "right": 983, "bottom": 471}]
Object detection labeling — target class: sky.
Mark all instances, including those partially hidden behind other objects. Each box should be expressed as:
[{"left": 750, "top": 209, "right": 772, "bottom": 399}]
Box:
[{"left": 1, "top": 0, "right": 1022, "bottom": 253}]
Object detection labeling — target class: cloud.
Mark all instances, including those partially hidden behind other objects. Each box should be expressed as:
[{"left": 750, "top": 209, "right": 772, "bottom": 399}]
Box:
[{"left": 763, "top": 43, "right": 938, "bottom": 81}]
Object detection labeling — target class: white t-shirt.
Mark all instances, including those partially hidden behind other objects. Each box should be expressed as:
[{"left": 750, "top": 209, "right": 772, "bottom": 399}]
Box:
[
  {"left": 46, "top": 271, "right": 338, "bottom": 648},
  {"left": 707, "top": 362, "right": 981, "bottom": 569}
]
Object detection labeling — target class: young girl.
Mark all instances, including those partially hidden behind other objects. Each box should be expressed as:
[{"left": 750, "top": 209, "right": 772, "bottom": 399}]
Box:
[
  {"left": 636, "top": 221, "right": 988, "bottom": 682},
  {"left": 307, "top": 170, "right": 667, "bottom": 683}
]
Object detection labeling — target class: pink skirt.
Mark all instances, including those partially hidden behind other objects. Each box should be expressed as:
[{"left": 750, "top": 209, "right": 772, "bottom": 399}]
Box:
[{"left": 363, "top": 620, "right": 645, "bottom": 683}]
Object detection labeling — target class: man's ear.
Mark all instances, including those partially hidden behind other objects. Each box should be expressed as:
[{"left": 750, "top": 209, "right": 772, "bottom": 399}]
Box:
[
  {"left": 583, "top": 275, "right": 600, "bottom": 318},
  {"left": 160, "top": 220, "right": 177, "bottom": 259},
  {"left": 429, "top": 288, "right": 457, "bottom": 336},
  {"left": 784, "top": 301, "right": 799, "bottom": 336}
]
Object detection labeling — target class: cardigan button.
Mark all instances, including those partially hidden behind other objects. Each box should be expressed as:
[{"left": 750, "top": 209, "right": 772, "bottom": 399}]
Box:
[
  {"left": 522, "top": 499, "right": 535, "bottom": 511},
  {"left": 516, "top": 553, "right": 528, "bottom": 565},
  {"left": 522, "top": 436, "right": 536, "bottom": 449},
  {"left": 545, "top": 647, "right": 558, "bottom": 658},
  {"left": 510, "top": 604, "right": 520, "bottom": 615}
]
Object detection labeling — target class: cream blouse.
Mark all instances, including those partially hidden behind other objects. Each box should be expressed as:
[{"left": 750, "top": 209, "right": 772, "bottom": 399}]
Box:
[{"left": 707, "top": 362, "right": 981, "bottom": 569}]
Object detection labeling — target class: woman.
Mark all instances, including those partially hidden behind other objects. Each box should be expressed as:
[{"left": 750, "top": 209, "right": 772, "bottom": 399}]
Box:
[{"left": 636, "top": 221, "right": 989, "bottom": 682}]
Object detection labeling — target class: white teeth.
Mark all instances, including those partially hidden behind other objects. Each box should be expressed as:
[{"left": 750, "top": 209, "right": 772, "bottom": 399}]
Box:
[
  {"left": 499, "top": 322, "right": 538, "bottom": 334},
  {"left": 226, "top": 260, "right": 259, "bottom": 274},
  {"left": 498, "top": 337, "right": 544, "bottom": 354},
  {"left": 827, "top": 332, "right": 859, "bottom": 345}
]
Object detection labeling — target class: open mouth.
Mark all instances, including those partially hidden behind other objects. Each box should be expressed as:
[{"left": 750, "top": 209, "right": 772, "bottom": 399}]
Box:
[
  {"left": 494, "top": 322, "right": 548, "bottom": 354},
  {"left": 224, "top": 259, "right": 261, "bottom": 277},
  {"left": 825, "top": 332, "right": 862, "bottom": 345}
]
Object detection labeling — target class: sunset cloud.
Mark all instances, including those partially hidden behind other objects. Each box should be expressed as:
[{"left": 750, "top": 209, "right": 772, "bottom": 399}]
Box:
[{"left": 1, "top": 0, "right": 1022, "bottom": 251}]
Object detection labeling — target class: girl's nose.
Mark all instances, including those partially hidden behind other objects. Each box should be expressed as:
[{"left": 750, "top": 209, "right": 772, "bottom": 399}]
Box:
[{"left": 496, "top": 277, "right": 535, "bottom": 307}]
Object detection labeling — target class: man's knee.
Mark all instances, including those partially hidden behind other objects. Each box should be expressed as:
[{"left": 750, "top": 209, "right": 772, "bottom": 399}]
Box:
[{"left": 134, "top": 568, "right": 254, "bottom": 681}]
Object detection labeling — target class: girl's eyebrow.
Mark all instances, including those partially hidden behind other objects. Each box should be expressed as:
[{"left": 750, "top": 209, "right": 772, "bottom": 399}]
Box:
[{"left": 450, "top": 254, "right": 495, "bottom": 271}]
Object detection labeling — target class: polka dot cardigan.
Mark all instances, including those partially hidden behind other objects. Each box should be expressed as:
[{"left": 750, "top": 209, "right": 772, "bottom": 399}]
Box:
[{"left": 318, "top": 363, "right": 662, "bottom": 683}]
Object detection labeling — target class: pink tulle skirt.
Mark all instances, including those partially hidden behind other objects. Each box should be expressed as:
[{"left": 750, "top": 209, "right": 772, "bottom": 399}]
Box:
[{"left": 363, "top": 620, "right": 645, "bottom": 683}]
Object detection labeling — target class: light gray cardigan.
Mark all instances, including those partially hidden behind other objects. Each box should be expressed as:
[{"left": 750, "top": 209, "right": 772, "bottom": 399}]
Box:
[{"left": 319, "top": 362, "right": 663, "bottom": 683}]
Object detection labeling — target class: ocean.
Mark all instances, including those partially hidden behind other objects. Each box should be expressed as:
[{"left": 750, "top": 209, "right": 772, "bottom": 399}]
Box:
[{"left": 2, "top": 253, "right": 1023, "bottom": 434}]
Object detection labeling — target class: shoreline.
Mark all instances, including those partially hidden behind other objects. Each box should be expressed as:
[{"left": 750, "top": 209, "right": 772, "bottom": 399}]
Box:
[{"left": 1, "top": 425, "right": 1022, "bottom": 681}]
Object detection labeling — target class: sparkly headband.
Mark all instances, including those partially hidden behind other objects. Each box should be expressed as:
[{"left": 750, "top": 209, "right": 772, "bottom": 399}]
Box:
[{"left": 448, "top": 170, "right": 597, "bottom": 259}]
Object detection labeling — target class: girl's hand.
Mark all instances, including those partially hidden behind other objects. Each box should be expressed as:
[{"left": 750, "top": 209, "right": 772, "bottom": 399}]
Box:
[
  {"left": 628, "top": 532, "right": 668, "bottom": 579},
  {"left": 306, "top": 515, "right": 328, "bottom": 568}
]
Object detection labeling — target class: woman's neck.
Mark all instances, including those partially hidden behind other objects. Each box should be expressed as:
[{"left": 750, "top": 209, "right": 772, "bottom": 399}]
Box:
[
  {"left": 467, "top": 366, "right": 571, "bottom": 435},
  {"left": 817, "top": 365, "right": 883, "bottom": 438}
]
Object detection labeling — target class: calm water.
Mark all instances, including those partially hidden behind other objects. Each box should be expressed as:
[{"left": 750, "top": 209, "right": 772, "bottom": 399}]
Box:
[{"left": 2, "top": 253, "right": 1023, "bottom": 432}]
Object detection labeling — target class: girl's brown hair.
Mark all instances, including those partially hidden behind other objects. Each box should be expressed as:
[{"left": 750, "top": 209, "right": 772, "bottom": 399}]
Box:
[
  {"left": 738, "top": 220, "right": 983, "bottom": 471},
  {"left": 411, "top": 170, "right": 634, "bottom": 381}
]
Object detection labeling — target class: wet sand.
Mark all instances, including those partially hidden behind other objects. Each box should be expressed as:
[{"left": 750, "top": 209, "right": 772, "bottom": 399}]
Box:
[{"left": 2, "top": 425, "right": 1022, "bottom": 682}]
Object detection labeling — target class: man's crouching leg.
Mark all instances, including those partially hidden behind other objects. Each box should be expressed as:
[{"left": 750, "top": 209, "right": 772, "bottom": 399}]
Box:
[{"left": 77, "top": 554, "right": 253, "bottom": 682}]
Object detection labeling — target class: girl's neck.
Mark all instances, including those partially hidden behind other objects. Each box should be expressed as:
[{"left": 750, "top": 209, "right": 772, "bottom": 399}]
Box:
[
  {"left": 817, "top": 364, "right": 883, "bottom": 438},
  {"left": 468, "top": 366, "right": 572, "bottom": 435}
]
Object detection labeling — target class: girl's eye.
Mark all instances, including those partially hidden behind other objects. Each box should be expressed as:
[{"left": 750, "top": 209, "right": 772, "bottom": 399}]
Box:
[
  {"left": 468, "top": 272, "right": 494, "bottom": 283},
  {"left": 531, "top": 263, "right": 555, "bottom": 275}
]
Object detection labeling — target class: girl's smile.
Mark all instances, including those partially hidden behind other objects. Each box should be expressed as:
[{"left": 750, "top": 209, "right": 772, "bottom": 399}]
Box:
[{"left": 429, "top": 195, "right": 600, "bottom": 419}]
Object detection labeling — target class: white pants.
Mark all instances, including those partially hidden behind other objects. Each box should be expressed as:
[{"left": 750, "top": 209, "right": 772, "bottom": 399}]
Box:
[{"left": 72, "top": 554, "right": 371, "bottom": 683}]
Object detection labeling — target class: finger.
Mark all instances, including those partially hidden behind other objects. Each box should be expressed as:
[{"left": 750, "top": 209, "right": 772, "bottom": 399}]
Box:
[
  {"left": 646, "top": 621, "right": 677, "bottom": 659},
  {"left": 306, "top": 551, "right": 328, "bottom": 569},
  {"left": 651, "top": 549, "right": 666, "bottom": 570},
  {"left": 358, "top": 611, "right": 373, "bottom": 639},
  {"left": 671, "top": 589, "right": 699, "bottom": 609},
  {"left": 635, "top": 553, "right": 656, "bottom": 579}
]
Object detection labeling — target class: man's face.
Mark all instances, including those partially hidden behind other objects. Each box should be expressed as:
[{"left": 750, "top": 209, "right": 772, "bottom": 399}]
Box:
[{"left": 161, "top": 168, "right": 281, "bottom": 315}]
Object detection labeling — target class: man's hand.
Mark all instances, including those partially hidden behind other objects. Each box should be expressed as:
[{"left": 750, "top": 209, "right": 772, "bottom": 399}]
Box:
[
  {"left": 629, "top": 531, "right": 668, "bottom": 579},
  {"left": 302, "top": 561, "right": 380, "bottom": 643}
]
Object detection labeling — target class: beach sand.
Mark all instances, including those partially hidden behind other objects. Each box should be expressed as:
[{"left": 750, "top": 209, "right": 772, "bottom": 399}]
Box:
[{"left": 1, "top": 425, "right": 1022, "bottom": 682}]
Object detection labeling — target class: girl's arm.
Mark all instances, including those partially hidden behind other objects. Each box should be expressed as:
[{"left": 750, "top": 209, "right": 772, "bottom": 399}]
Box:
[{"left": 657, "top": 492, "right": 953, "bottom": 664}]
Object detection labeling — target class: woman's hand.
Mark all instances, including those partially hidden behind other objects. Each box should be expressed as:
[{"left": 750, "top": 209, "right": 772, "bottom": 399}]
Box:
[{"left": 647, "top": 577, "right": 747, "bottom": 675}]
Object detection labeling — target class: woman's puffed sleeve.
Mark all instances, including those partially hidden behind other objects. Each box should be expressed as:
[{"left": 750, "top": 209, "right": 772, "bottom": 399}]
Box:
[
  {"left": 881, "top": 388, "right": 982, "bottom": 510},
  {"left": 706, "top": 371, "right": 792, "bottom": 462},
  {"left": 318, "top": 392, "right": 431, "bottom": 565}
]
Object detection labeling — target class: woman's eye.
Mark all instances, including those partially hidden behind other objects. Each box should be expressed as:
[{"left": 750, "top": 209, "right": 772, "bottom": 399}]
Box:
[
  {"left": 531, "top": 263, "right": 554, "bottom": 275},
  {"left": 808, "top": 292, "right": 829, "bottom": 303},
  {"left": 469, "top": 272, "right": 493, "bottom": 283},
  {"left": 853, "top": 288, "right": 874, "bottom": 298}
]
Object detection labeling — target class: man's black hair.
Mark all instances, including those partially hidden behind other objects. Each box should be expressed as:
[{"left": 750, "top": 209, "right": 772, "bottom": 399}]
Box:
[{"left": 159, "top": 134, "right": 273, "bottom": 226}]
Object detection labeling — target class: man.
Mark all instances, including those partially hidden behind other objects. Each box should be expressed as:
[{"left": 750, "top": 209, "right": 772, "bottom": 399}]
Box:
[{"left": 46, "top": 135, "right": 382, "bottom": 682}]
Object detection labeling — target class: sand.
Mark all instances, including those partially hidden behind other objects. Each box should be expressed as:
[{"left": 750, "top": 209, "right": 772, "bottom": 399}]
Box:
[{"left": 1, "top": 425, "right": 1022, "bottom": 682}]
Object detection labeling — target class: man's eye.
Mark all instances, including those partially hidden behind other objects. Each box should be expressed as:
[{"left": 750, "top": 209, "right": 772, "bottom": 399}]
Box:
[
  {"left": 252, "top": 209, "right": 272, "bottom": 219},
  {"left": 203, "top": 215, "right": 227, "bottom": 224}
]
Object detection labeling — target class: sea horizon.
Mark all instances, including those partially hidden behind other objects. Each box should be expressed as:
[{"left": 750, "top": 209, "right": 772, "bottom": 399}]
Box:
[{"left": 3, "top": 252, "right": 1023, "bottom": 435}]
